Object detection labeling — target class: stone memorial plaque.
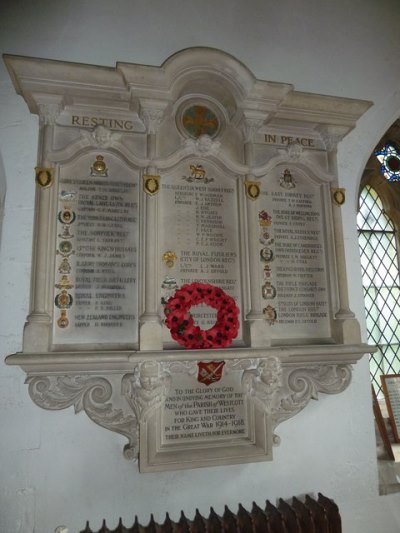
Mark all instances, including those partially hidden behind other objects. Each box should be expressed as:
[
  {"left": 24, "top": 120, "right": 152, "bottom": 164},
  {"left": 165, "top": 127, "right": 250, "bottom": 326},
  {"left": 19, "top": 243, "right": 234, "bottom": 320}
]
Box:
[
  {"left": 140, "top": 360, "right": 272, "bottom": 472},
  {"left": 5, "top": 50, "right": 369, "bottom": 474},
  {"left": 160, "top": 160, "right": 243, "bottom": 344},
  {"left": 259, "top": 167, "right": 332, "bottom": 340},
  {"left": 162, "top": 367, "right": 247, "bottom": 444},
  {"left": 53, "top": 152, "right": 139, "bottom": 346}
]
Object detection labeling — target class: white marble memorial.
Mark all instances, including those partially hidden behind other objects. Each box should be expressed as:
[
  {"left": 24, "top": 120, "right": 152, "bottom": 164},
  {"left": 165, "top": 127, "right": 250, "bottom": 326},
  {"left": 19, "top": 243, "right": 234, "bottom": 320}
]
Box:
[{"left": 5, "top": 48, "right": 373, "bottom": 471}]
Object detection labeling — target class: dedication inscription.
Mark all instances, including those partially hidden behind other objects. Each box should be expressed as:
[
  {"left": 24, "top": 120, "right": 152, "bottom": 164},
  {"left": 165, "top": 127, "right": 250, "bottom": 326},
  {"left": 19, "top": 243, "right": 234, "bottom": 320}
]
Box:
[
  {"left": 260, "top": 168, "right": 331, "bottom": 339},
  {"left": 163, "top": 370, "right": 247, "bottom": 444},
  {"left": 53, "top": 153, "right": 139, "bottom": 345},
  {"left": 160, "top": 161, "right": 243, "bottom": 342}
]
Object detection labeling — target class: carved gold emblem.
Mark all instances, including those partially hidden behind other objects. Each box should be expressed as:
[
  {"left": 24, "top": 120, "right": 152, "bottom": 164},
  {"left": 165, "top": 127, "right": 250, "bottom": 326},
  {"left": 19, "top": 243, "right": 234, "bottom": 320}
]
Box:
[
  {"left": 55, "top": 275, "right": 74, "bottom": 290},
  {"left": 143, "top": 174, "right": 160, "bottom": 195},
  {"left": 162, "top": 251, "right": 177, "bottom": 268},
  {"left": 332, "top": 188, "right": 345, "bottom": 206},
  {"left": 244, "top": 180, "right": 260, "bottom": 200},
  {"left": 263, "top": 305, "right": 277, "bottom": 325},
  {"left": 57, "top": 310, "right": 69, "bottom": 329},
  {"left": 35, "top": 167, "right": 54, "bottom": 188},
  {"left": 90, "top": 155, "right": 108, "bottom": 176}
]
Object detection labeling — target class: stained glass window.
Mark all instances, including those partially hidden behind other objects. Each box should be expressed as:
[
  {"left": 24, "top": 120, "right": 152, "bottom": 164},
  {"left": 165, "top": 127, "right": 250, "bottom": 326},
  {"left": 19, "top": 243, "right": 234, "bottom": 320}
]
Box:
[
  {"left": 375, "top": 143, "right": 400, "bottom": 182},
  {"left": 357, "top": 185, "right": 400, "bottom": 393}
]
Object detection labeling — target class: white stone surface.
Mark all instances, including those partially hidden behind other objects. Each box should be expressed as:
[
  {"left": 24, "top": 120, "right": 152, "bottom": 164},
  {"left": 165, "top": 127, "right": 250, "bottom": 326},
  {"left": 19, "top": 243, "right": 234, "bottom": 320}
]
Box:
[{"left": 1, "top": 1, "right": 400, "bottom": 532}]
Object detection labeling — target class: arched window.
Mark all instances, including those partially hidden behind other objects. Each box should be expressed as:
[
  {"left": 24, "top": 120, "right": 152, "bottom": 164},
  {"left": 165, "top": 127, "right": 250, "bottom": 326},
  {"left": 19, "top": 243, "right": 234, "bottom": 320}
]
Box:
[{"left": 358, "top": 185, "right": 400, "bottom": 393}]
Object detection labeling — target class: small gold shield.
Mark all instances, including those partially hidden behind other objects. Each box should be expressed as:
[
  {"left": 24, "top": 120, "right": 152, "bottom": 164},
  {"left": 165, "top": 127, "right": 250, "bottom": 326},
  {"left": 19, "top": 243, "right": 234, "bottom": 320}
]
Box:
[
  {"left": 35, "top": 167, "right": 53, "bottom": 188},
  {"left": 332, "top": 188, "right": 345, "bottom": 206},
  {"left": 143, "top": 174, "right": 160, "bottom": 195},
  {"left": 244, "top": 180, "right": 260, "bottom": 200}
]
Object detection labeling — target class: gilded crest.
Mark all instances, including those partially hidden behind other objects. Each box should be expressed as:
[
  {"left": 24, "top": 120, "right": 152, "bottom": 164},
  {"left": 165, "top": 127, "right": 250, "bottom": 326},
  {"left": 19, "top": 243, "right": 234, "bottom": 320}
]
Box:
[
  {"left": 332, "top": 188, "right": 345, "bottom": 206},
  {"left": 244, "top": 180, "right": 260, "bottom": 200},
  {"left": 35, "top": 167, "right": 53, "bottom": 188},
  {"left": 90, "top": 155, "right": 108, "bottom": 176},
  {"left": 197, "top": 361, "right": 225, "bottom": 386},
  {"left": 162, "top": 251, "right": 177, "bottom": 268},
  {"left": 143, "top": 174, "right": 160, "bottom": 195}
]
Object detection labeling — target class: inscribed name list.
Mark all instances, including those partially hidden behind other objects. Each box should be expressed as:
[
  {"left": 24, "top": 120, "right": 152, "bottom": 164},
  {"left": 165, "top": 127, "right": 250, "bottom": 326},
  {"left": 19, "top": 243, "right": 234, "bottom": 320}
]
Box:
[
  {"left": 160, "top": 162, "right": 242, "bottom": 341},
  {"left": 162, "top": 372, "right": 247, "bottom": 444},
  {"left": 260, "top": 170, "right": 331, "bottom": 339},
  {"left": 53, "top": 153, "right": 139, "bottom": 345}
]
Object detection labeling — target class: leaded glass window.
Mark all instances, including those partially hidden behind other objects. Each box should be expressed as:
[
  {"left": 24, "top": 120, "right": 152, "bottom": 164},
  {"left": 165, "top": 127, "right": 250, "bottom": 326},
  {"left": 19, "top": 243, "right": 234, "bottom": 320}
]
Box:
[
  {"left": 357, "top": 185, "right": 400, "bottom": 393},
  {"left": 375, "top": 143, "right": 400, "bottom": 182}
]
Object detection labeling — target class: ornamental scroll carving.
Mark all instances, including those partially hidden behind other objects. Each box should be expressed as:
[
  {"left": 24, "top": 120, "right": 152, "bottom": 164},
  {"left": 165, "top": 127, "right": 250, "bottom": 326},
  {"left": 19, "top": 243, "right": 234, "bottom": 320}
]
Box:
[
  {"left": 242, "top": 359, "right": 352, "bottom": 442},
  {"left": 25, "top": 359, "right": 352, "bottom": 466},
  {"left": 26, "top": 374, "right": 139, "bottom": 460}
]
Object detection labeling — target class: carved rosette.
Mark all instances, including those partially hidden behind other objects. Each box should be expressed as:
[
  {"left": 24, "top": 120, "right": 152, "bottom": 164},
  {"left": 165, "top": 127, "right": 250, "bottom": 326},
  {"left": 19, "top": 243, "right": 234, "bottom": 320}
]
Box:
[{"left": 26, "top": 374, "right": 139, "bottom": 460}]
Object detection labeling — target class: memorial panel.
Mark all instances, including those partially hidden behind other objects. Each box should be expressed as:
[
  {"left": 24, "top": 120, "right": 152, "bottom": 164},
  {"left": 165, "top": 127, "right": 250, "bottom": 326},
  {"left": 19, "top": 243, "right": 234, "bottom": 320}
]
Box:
[
  {"left": 160, "top": 161, "right": 243, "bottom": 344},
  {"left": 140, "top": 361, "right": 272, "bottom": 472},
  {"left": 259, "top": 167, "right": 332, "bottom": 340},
  {"left": 53, "top": 152, "right": 139, "bottom": 346}
]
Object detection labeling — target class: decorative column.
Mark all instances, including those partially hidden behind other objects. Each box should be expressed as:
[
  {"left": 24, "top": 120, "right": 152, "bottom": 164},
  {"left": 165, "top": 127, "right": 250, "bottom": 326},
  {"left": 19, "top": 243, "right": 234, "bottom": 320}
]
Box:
[
  {"left": 320, "top": 127, "right": 361, "bottom": 344},
  {"left": 23, "top": 101, "right": 62, "bottom": 352},
  {"left": 138, "top": 101, "right": 168, "bottom": 350},
  {"left": 242, "top": 114, "right": 271, "bottom": 347}
]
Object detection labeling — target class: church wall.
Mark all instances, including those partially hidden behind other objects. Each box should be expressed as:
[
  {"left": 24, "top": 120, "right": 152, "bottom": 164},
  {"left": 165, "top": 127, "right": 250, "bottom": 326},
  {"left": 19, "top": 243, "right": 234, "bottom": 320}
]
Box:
[{"left": 1, "top": 1, "right": 400, "bottom": 531}]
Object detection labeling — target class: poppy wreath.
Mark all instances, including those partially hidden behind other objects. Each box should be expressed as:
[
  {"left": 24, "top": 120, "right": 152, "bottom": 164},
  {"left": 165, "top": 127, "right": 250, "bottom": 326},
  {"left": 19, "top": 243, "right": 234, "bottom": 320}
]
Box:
[{"left": 164, "top": 282, "right": 240, "bottom": 349}]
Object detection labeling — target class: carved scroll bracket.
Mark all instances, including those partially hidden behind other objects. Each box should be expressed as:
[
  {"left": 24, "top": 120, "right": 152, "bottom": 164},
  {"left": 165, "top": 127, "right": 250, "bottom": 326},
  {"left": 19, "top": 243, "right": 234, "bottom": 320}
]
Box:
[
  {"left": 26, "top": 373, "right": 139, "bottom": 460},
  {"left": 24, "top": 355, "right": 353, "bottom": 468},
  {"left": 242, "top": 358, "right": 352, "bottom": 444}
]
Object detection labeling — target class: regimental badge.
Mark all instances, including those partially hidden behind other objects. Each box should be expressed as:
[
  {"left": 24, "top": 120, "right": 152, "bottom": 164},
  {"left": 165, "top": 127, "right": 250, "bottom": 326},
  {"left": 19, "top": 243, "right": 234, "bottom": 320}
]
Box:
[
  {"left": 58, "top": 208, "right": 76, "bottom": 225},
  {"left": 143, "top": 174, "right": 160, "bottom": 195},
  {"left": 161, "top": 276, "right": 178, "bottom": 305},
  {"left": 182, "top": 164, "right": 214, "bottom": 184},
  {"left": 260, "top": 247, "right": 274, "bottom": 262},
  {"left": 162, "top": 251, "right": 177, "bottom": 268},
  {"left": 263, "top": 264, "right": 272, "bottom": 278},
  {"left": 35, "top": 167, "right": 54, "bottom": 188},
  {"left": 197, "top": 361, "right": 226, "bottom": 386},
  {"left": 55, "top": 290, "right": 73, "bottom": 309},
  {"left": 58, "top": 225, "right": 74, "bottom": 239},
  {"left": 57, "top": 310, "right": 69, "bottom": 329},
  {"left": 90, "top": 155, "right": 108, "bottom": 177},
  {"left": 59, "top": 190, "right": 76, "bottom": 201},
  {"left": 59, "top": 240, "right": 73, "bottom": 255},
  {"left": 279, "top": 168, "right": 296, "bottom": 189},
  {"left": 263, "top": 305, "right": 277, "bottom": 325},
  {"left": 55, "top": 275, "right": 74, "bottom": 290},
  {"left": 244, "top": 180, "right": 260, "bottom": 200},
  {"left": 262, "top": 282, "right": 277, "bottom": 299},
  {"left": 58, "top": 257, "right": 72, "bottom": 274},
  {"left": 332, "top": 188, "right": 345, "bottom": 206},
  {"left": 258, "top": 210, "right": 272, "bottom": 226}
]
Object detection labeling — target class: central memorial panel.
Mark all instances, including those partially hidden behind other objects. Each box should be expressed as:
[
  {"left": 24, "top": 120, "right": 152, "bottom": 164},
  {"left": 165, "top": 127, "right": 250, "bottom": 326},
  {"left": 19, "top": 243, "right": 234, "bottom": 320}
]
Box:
[{"left": 159, "top": 159, "right": 243, "bottom": 345}]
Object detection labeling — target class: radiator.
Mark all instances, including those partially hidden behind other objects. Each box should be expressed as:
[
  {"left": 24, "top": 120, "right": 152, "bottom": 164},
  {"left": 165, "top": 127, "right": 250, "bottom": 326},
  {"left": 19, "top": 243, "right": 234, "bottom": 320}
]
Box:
[{"left": 80, "top": 492, "right": 341, "bottom": 532}]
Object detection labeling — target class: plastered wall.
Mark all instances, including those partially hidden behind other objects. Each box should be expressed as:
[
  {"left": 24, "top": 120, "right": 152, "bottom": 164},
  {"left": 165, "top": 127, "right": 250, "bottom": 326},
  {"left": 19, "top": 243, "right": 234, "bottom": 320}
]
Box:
[{"left": 1, "top": 1, "right": 400, "bottom": 531}]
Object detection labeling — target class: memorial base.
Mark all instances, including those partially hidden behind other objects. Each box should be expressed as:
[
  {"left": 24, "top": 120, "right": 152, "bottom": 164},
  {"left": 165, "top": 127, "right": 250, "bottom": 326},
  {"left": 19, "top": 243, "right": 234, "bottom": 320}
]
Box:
[{"left": 6, "top": 344, "right": 368, "bottom": 472}]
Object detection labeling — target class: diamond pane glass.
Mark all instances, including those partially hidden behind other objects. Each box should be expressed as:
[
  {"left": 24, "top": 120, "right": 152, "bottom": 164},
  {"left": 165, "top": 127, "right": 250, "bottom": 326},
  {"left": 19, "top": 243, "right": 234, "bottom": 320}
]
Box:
[{"left": 358, "top": 185, "right": 400, "bottom": 394}]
